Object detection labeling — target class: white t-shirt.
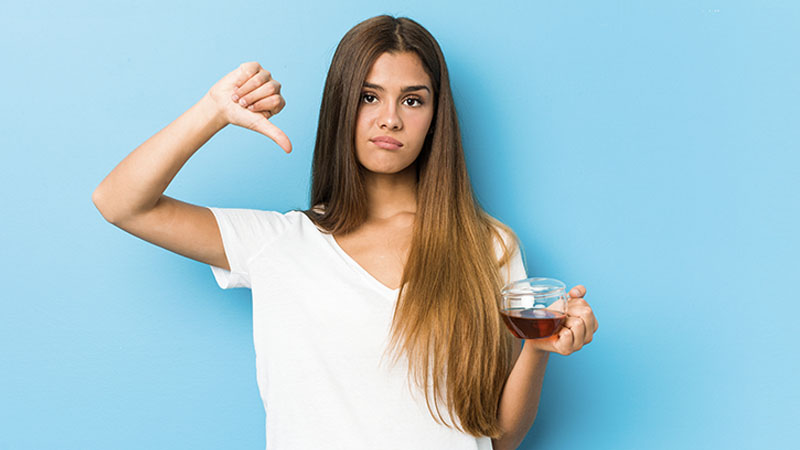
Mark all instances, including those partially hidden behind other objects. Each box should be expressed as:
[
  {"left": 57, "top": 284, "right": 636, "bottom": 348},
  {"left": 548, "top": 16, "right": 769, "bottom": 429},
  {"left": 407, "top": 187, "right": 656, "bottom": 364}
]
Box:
[{"left": 208, "top": 207, "right": 526, "bottom": 450}]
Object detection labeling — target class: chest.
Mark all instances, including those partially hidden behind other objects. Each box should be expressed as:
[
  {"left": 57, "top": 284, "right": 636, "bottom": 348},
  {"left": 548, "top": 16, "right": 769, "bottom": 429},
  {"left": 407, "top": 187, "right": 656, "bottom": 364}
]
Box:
[{"left": 334, "top": 223, "right": 413, "bottom": 291}]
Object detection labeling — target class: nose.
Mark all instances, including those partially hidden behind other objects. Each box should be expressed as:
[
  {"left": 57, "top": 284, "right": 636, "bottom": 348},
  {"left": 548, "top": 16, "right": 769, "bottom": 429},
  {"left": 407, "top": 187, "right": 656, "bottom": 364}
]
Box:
[{"left": 378, "top": 102, "right": 403, "bottom": 131}]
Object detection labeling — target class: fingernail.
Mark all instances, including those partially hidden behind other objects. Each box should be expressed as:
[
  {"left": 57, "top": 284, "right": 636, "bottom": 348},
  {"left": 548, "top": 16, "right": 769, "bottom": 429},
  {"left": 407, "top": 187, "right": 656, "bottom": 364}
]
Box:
[
  {"left": 239, "top": 98, "right": 247, "bottom": 107},
  {"left": 247, "top": 105, "right": 254, "bottom": 110},
  {"left": 231, "top": 93, "right": 239, "bottom": 102}
]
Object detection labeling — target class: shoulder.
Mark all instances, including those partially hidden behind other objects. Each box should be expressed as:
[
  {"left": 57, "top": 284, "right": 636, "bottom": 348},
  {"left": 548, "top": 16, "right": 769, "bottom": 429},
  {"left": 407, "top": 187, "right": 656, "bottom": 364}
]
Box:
[
  {"left": 207, "top": 207, "right": 311, "bottom": 236},
  {"left": 485, "top": 215, "right": 528, "bottom": 284},
  {"left": 485, "top": 215, "right": 521, "bottom": 260}
]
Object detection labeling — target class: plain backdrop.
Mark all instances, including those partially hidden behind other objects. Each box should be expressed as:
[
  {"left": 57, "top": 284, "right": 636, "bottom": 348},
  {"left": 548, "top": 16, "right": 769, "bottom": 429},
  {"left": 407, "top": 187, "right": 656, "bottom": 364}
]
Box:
[{"left": 1, "top": 1, "right": 797, "bottom": 449}]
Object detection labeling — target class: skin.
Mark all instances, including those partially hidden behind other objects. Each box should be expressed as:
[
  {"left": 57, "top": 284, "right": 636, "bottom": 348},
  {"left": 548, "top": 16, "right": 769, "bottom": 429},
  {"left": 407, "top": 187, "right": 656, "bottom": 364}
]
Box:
[
  {"left": 493, "top": 285, "right": 598, "bottom": 450},
  {"left": 334, "top": 51, "right": 435, "bottom": 290},
  {"left": 91, "top": 55, "right": 598, "bottom": 450}
]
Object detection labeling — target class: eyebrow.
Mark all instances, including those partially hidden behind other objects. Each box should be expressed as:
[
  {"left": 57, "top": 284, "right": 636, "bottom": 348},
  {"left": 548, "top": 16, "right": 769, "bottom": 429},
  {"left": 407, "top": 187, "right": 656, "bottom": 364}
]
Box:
[{"left": 362, "top": 82, "right": 431, "bottom": 94}]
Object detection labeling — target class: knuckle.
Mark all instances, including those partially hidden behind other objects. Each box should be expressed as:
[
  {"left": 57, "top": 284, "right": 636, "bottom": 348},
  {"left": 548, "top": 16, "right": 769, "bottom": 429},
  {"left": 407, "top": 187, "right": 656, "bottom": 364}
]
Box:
[
  {"left": 241, "top": 62, "right": 257, "bottom": 75},
  {"left": 256, "top": 96, "right": 279, "bottom": 109}
]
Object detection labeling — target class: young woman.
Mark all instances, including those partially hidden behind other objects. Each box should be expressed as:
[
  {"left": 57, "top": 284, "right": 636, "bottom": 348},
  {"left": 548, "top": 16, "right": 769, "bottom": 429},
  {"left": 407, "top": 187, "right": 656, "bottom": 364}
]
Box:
[{"left": 92, "top": 15, "right": 597, "bottom": 450}]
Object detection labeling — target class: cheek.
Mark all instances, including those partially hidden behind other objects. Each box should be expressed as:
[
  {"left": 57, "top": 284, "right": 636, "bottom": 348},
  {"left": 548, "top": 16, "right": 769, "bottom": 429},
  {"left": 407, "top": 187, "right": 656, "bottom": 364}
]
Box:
[
  {"left": 409, "top": 113, "right": 433, "bottom": 139},
  {"left": 356, "top": 109, "right": 376, "bottom": 133}
]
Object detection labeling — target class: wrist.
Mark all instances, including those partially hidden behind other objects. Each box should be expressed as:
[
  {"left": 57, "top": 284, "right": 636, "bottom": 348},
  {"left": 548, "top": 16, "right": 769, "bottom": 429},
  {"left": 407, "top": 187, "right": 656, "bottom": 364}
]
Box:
[{"left": 196, "top": 92, "right": 229, "bottom": 132}]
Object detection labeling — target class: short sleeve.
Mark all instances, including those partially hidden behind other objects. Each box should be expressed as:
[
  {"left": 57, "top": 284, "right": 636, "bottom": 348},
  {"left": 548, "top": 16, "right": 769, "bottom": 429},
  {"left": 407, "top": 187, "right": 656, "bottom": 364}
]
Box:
[
  {"left": 493, "top": 226, "right": 528, "bottom": 287},
  {"left": 207, "top": 207, "right": 290, "bottom": 289},
  {"left": 502, "top": 244, "right": 527, "bottom": 286}
]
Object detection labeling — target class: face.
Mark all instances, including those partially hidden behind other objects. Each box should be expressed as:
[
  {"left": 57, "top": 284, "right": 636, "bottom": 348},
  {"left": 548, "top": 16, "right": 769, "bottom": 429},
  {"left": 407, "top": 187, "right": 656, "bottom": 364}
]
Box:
[{"left": 354, "top": 51, "right": 435, "bottom": 175}]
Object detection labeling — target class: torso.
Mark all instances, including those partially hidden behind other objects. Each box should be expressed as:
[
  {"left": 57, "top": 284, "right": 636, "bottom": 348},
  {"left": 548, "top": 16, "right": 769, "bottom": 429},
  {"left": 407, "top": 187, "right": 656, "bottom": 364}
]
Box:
[{"left": 333, "top": 212, "right": 415, "bottom": 291}]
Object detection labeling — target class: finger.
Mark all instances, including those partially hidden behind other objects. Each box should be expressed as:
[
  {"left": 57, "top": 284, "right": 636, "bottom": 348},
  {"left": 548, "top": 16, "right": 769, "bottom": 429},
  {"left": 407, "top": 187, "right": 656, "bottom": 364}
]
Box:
[
  {"left": 583, "top": 309, "right": 598, "bottom": 341},
  {"left": 240, "top": 80, "right": 281, "bottom": 108},
  {"left": 569, "top": 285, "right": 586, "bottom": 298},
  {"left": 568, "top": 297, "right": 590, "bottom": 309},
  {"left": 577, "top": 311, "right": 596, "bottom": 345},
  {"left": 567, "top": 300, "right": 598, "bottom": 341},
  {"left": 234, "top": 69, "right": 272, "bottom": 103},
  {"left": 564, "top": 316, "right": 586, "bottom": 350},
  {"left": 249, "top": 115, "right": 292, "bottom": 153},
  {"left": 521, "top": 334, "right": 559, "bottom": 352},
  {"left": 554, "top": 326, "right": 574, "bottom": 355},
  {"left": 230, "top": 62, "right": 262, "bottom": 88},
  {"left": 247, "top": 95, "right": 285, "bottom": 116}
]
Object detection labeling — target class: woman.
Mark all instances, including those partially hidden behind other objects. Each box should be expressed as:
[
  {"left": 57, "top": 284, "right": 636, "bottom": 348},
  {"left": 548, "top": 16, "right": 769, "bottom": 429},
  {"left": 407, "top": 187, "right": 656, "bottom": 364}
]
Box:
[{"left": 92, "top": 15, "right": 597, "bottom": 450}]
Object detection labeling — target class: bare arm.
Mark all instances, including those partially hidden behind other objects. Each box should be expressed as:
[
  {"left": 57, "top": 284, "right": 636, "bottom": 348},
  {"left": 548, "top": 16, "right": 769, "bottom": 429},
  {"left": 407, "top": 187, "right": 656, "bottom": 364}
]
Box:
[
  {"left": 492, "top": 286, "right": 598, "bottom": 449},
  {"left": 92, "top": 62, "right": 291, "bottom": 270},
  {"left": 492, "top": 343, "right": 550, "bottom": 450}
]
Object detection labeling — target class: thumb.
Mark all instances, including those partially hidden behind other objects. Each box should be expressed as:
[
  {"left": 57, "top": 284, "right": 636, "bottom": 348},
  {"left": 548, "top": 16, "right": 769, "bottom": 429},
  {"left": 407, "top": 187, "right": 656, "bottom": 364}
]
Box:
[
  {"left": 251, "top": 115, "right": 293, "bottom": 153},
  {"left": 521, "top": 334, "right": 559, "bottom": 352}
]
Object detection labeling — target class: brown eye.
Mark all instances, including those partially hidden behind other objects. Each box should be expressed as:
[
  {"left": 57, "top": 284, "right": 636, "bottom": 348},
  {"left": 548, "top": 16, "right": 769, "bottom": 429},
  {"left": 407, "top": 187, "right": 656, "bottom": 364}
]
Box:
[
  {"left": 405, "top": 97, "right": 423, "bottom": 107},
  {"left": 361, "top": 93, "right": 377, "bottom": 103}
]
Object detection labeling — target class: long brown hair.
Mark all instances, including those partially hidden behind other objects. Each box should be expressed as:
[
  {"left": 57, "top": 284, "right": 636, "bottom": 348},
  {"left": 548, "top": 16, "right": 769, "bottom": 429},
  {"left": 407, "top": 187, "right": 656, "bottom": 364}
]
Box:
[{"left": 304, "top": 15, "right": 519, "bottom": 438}]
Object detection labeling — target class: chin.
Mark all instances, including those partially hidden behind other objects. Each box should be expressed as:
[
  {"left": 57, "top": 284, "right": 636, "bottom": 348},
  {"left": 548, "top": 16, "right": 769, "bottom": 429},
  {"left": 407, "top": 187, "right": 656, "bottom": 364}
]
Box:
[
  {"left": 358, "top": 154, "right": 417, "bottom": 175},
  {"left": 360, "top": 163, "right": 410, "bottom": 175}
]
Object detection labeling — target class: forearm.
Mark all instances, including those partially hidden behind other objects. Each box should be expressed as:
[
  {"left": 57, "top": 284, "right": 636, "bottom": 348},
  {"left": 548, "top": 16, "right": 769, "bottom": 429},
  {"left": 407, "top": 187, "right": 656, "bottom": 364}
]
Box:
[
  {"left": 492, "top": 343, "right": 550, "bottom": 450},
  {"left": 92, "top": 93, "right": 226, "bottom": 223}
]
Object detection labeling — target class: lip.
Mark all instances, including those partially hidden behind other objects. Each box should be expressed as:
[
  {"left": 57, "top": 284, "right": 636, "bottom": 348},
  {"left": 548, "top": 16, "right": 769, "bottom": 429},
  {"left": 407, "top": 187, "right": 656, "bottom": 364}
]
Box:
[{"left": 370, "top": 136, "right": 403, "bottom": 149}]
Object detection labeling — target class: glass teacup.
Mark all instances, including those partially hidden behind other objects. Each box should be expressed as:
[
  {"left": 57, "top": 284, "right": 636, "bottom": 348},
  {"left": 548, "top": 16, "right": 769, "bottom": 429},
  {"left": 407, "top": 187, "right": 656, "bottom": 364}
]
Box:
[{"left": 500, "top": 277, "right": 569, "bottom": 339}]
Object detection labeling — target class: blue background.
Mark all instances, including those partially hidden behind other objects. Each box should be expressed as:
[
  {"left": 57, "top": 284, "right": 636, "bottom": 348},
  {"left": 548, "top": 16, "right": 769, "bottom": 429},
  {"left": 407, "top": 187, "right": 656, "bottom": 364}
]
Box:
[{"left": 2, "top": 1, "right": 797, "bottom": 449}]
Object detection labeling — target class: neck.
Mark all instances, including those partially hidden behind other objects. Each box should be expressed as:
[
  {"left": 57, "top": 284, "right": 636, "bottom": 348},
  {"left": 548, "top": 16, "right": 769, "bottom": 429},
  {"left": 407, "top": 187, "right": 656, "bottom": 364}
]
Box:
[{"left": 362, "top": 164, "right": 418, "bottom": 221}]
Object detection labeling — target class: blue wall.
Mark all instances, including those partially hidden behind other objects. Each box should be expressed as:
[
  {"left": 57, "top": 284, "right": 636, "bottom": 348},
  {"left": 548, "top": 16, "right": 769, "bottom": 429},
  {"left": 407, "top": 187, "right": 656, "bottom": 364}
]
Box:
[{"left": 2, "top": 1, "right": 797, "bottom": 449}]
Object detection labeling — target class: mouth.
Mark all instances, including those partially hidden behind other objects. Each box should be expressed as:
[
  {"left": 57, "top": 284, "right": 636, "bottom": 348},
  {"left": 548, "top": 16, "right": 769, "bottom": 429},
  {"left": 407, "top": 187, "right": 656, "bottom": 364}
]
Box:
[{"left": 370, "top": 136, "right": 403, "bottom": 150}]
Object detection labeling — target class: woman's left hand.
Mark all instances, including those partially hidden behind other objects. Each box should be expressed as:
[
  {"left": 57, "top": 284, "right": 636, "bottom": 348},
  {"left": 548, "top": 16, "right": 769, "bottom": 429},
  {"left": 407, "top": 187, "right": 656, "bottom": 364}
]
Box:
[{"left": 525, "top": 285, "right": 598, "bottom": 355}]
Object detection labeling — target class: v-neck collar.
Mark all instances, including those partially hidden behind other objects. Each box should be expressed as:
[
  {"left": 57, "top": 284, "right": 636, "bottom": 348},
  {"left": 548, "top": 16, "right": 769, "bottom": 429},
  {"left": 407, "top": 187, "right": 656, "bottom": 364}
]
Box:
[
  {"left": 302, "top": 214, "right": 401, "bottom": 297},
  {"left": 326, "top": 232, "right": 402, "bottom": 297}
]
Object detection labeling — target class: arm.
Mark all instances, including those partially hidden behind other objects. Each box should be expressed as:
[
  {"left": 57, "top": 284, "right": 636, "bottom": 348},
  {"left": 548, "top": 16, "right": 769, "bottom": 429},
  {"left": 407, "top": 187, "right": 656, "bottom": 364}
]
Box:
[
  {"left": 492, "top": 285, "right": 598, "bottom": 449},
  {"left": 92, "top": 62, "right": 290, "bottom": 270},
  {"left": 492, "top": 343, "right": 550, "bottom": 450}
]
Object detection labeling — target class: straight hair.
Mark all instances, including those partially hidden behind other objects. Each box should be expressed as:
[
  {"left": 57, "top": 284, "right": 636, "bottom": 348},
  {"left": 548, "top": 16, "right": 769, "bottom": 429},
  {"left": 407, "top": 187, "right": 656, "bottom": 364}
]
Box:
[{"left": 304, "top": 15, "right": 518, "bottom": 438}]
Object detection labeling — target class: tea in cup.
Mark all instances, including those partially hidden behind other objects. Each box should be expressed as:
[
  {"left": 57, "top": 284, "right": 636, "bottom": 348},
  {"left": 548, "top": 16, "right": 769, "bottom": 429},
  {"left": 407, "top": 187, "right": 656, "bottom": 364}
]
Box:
[{"left": 500, "top": 277, "right": 569, "bottom": 339}]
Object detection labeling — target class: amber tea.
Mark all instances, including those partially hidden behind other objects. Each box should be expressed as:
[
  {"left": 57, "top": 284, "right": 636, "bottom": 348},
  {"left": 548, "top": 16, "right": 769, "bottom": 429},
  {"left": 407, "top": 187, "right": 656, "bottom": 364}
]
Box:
[
  {"left": 501, "top": 277, "right": 570, "bottom": 339},
  {"left": 501, "top": 308, "right": 566, "bottom": 339}
]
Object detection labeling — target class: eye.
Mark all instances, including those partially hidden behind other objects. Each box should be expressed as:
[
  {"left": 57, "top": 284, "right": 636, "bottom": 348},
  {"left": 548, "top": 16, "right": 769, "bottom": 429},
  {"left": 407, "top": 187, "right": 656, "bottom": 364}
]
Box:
[
  {"left": 361, "top": 93, "right": 377, "bottom": 103},
  {"left": 405, "top": 97, "right": 424, "bottom": 107}
]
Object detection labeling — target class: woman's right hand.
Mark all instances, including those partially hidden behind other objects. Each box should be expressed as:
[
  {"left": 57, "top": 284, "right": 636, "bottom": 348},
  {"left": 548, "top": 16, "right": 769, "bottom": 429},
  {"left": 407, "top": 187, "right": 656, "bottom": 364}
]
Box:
[{"left": 207, "top": 61, "right": 292, "bottom": 153}]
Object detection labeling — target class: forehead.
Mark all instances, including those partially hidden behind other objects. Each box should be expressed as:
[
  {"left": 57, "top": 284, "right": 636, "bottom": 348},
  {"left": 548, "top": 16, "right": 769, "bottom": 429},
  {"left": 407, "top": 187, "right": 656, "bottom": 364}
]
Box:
[{"left": 364, "top": 51, "right": 432, "bottom": 89}]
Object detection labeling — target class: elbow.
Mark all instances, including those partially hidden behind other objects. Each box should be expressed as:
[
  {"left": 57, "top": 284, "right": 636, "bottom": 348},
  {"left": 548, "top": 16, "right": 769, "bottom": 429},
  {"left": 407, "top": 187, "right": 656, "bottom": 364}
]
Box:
[
  {"left": 492, "top": 411, "right": 539, "bottom": 450},
  {"left": 492, "top": 432, "right": 525, "bottom": 450},
  {"left": 91, "top": 187, "right": 118, "bottom": 224}
]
